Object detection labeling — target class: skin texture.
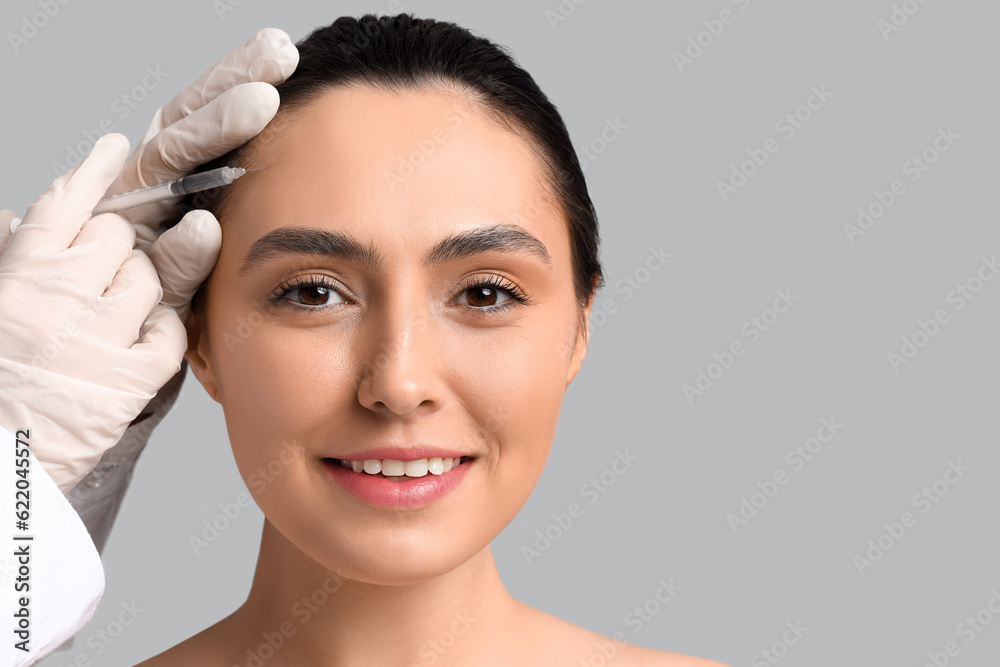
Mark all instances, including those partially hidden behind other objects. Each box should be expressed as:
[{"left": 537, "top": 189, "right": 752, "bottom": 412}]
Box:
[{"left": 137, "top": 85, "right": 728, "bottom": 666}]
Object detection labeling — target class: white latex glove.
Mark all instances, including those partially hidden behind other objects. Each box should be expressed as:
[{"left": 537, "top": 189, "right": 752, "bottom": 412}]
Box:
[
  {"left": 108, "top": 27, "right": 298, "bottom": 325},
  {"left": 0, "top": 133, "right": 187, "bottom": 493},
  {"left": 0, "top": 29, "right": 297, "bottom": 494},
  {"left": 1, "top": 27, "right": 295, "bottom": 411}
]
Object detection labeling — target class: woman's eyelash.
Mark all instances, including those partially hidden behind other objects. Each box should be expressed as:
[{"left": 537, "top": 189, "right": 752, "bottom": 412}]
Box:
[{"left": 269, "top": 274, "right": 531, "bottom": 317}]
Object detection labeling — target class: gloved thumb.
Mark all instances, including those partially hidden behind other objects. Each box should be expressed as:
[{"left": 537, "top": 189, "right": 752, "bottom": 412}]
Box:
[
  {"left": 0, "top": 209, "right": 21, "bottom": 256},
  {"left": 145, "top": 209, "right": 222, "bottom": 324}
]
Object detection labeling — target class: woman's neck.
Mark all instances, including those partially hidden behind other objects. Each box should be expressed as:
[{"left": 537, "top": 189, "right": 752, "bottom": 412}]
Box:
[{"left": 219, "top": 519, "right": 525, "bottom": 666}]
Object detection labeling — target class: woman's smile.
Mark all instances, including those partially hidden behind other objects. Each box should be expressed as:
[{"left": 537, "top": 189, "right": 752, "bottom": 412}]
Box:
[
  {"left": 321, "top": 454, "right": 476, "bottom": 509},
  {"left": 318, "top": 441, "right": 480, "bottom": 509}
]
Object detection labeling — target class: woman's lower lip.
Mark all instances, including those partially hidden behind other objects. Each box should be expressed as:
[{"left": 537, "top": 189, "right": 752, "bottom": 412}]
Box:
[{"left": 321, "top": 458, "right": 472, "bottom": 509}]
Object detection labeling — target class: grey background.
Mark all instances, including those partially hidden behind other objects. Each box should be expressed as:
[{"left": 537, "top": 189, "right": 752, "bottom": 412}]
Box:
[{"left": 1, "top": 0, "right": 996, "bottom": 665}]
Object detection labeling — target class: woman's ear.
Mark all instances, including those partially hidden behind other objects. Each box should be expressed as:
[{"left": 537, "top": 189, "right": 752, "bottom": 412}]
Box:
[
  {"left": 565, "top": 294, "right": 595, "bottom": 388},
  {"left": 183, "top": 312, "right": 222, "bottom": 403}
]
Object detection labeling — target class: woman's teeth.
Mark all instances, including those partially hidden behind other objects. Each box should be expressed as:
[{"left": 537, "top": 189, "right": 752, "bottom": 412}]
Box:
[{"left": 336, "top": 457, "right": 465, "bottom": 478}]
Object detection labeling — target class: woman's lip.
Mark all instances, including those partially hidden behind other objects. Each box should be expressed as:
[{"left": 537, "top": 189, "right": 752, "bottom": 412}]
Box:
[{"left": 321, "top": 457, "right": 473, "bottom": 510}]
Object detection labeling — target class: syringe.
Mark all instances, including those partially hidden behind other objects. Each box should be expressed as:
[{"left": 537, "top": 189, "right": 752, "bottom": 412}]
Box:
[{"left": 92, "top": 166, "right": 263, "bottom": 215}]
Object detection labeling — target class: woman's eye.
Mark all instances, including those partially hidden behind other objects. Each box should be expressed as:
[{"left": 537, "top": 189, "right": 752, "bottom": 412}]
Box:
[
  {"left": 457, "top": 284, "right": 513, "bottom": 308},
  {"left": 454, "top": 277, "right": 530, "bottom": 317},
  {"left": 271, "top": 277, "right": 347, "bottom": 309}
]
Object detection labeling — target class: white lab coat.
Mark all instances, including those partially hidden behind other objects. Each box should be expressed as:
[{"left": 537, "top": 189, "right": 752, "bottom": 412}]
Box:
[{"left": 0, "top": 366, "right": 185, "bottom": 666}]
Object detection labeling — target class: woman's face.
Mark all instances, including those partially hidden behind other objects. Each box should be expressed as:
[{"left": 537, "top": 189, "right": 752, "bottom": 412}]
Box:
[{"left": 186, "top": 84, "right": 592, "bottom": 583}]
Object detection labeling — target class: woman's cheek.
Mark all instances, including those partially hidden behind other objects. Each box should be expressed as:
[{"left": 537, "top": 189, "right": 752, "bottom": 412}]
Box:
[
  {"left": 213, "top": 323, "right": 301, "bottom": 462},
  {"left": 492, "top": 334, "right": 567, "bottom": 468}
]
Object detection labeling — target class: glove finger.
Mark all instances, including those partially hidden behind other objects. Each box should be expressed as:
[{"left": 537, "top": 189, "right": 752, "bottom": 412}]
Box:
[
  {"left": 62, "top": 133, "right": 133, "bottom": 211},
  {"left": 65, "top": 212, "right": 137, "bottom": 297},
  {"left": 0, "top": 210, "right": 20, "bottom": 256},
  {"left": 133, "top": 81, "right": 280, "bottom": 188},
  {"left": 97, "top": 248, "right": 165, "bottom": 349},
  {"left": 128, "top": 302, "right": 188, "bottom": 392},
  {"left": 10, "top": 134, "right": 130, "bottom": 258},
  {"left": 150, "top": 28, "right": 297, "bottom": 134},
  {"left": 146, "top": 209, "right": 222, "bottom": 321}
]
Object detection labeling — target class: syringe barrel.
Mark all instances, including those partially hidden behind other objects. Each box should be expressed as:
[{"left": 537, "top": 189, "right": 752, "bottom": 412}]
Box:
[
  {"left": 91, "top": 165, "right": 245, "bottom": 215},
  {"left": 171, "top": 167, "right": 239, "bottom": 196},
  {"left": 91, "top": 181, "right": 174, "bottom": 214}
]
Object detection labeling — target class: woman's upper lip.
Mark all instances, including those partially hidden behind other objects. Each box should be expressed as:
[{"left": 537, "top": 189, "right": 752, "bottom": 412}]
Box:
[{"left": 329, "top": 446, "right": 474, "bottom": 461}]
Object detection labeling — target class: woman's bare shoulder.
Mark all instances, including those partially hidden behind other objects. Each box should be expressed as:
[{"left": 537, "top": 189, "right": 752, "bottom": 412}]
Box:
[
  {"left": 512, "top": 601, "right": 730, "bottom": 667},
  {"left": 615, "top": 641, "right": 732, "bottom": 667}
]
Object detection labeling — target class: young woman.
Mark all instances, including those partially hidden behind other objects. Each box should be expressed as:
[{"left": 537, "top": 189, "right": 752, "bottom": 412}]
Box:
[{"left": 139, "top": 14, "right": 728, "bottom": 666}]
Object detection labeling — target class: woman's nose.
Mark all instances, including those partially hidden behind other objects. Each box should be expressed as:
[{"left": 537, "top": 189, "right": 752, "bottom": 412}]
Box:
[{"left": 356, "top": 306, "right": 446, "bottom": 417}]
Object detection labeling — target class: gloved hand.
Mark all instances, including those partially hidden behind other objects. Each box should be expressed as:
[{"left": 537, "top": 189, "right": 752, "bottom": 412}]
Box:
[
  {"left": 0, "top": 133, "right": 187, "bottom": 493},
  {"left": 1, "top": 27, "right": 298, "bottom": 323},
  {"left": 0, "top": 29, "right": 297, "bottom": 492},
  {"left": 0, "top": 27, "right": 297, "bottom": 479}
]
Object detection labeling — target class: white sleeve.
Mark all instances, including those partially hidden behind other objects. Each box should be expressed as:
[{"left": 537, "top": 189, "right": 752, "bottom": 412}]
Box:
[{"left": 0, "top": 424, "right": 104, "bottom": 667}]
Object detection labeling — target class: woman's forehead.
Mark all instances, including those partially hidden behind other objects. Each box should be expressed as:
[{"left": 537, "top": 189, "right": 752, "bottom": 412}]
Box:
[
  {"left": 222, "top": 85, "right": 567, "bottom": 260},
  {"left": 256, "top": 85, "right": 547, "bottom": 198}
]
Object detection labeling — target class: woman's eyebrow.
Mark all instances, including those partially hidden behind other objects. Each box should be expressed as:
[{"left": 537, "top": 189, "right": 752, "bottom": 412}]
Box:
[{"left": 238, "top": 224, "right": 553, "bottom": 276}]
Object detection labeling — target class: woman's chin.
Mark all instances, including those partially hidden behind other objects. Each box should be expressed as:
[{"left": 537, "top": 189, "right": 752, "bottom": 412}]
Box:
[{"left": 281, "top": 527, "right": 483, "bottom": 586}]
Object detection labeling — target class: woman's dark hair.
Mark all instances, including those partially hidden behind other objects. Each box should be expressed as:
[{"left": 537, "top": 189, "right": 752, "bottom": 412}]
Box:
[{"left": 185, "top": 13, "right": 604, "bottom": 337}]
